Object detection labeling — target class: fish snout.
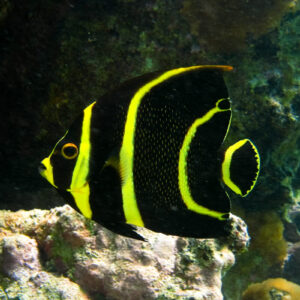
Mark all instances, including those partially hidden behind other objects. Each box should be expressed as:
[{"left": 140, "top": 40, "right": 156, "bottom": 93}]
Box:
[{"left": 38, "top": 162, "right": 47, "bottom": 176}]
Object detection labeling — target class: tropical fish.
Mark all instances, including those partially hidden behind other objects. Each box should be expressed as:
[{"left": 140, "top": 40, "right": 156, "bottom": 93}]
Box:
[{"left": 39, "top": 65, "right": 260, "bottom": 241}]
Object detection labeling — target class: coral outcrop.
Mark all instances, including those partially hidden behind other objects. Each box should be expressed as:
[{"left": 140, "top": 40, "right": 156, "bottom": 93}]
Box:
[
  {"left": 0, "top": 231, "right": 88, "bottom": 299},
  {"left": 0, "top": 205, "right": 249, "bottom": 300},
  {"left": 181, "top": 0, "right": 297, "bottom": 52}
]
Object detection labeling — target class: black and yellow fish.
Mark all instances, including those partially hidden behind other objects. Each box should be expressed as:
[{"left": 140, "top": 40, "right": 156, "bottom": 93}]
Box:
[{"left": 39, "top": 65, "right": 260, "bottom": 241}]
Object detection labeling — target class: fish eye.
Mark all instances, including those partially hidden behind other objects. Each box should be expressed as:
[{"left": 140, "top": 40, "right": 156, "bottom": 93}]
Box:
[{"left": 61, "top": 143, "right": 78, "bottom": 160}]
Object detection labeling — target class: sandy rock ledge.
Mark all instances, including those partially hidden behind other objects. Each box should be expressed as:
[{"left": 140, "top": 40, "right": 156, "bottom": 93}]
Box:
[{"left": 0, "top": 205, "right": 249, "bottom": 300}]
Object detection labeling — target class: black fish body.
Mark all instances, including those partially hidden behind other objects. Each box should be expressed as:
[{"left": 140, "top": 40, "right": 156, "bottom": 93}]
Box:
[{"left": 40, "top": 66, "right": 260, "bottom": 241}]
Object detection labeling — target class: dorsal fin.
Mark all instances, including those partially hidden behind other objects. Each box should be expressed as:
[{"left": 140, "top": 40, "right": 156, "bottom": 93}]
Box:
[{"left": 221, "top": 139, "right": 260, "bottom": 196}]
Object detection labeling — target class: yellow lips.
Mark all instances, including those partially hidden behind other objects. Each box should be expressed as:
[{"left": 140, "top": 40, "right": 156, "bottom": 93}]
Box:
[{"left": 39, "top": 157, "right": 57, "bottom": 188}]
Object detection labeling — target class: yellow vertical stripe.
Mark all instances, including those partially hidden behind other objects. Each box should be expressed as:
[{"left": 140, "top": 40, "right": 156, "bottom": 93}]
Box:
[
  {"left": 70, "top": 184, "right": 91, "bottom": 219},
  {"left": 178, "top": 99, "right": 230, "bottom": 220},
  {"left": 120, "top": 65, "right": 233, "bottom": 226},
  {"left": 69, "top": 101, "right": 96, "bottom": 219}
]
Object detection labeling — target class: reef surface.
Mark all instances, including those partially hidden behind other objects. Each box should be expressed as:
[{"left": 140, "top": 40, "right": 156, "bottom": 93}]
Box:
[{"left": 0, "top": 205, "right": 249, "bottom": 300}]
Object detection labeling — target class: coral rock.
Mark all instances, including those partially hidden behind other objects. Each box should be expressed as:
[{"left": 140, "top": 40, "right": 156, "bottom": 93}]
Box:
[
  {"left": 0, "top": 205, "right": 250, "bottom": 299},
  {"left": 2, "top": 233, "right": 41, "bottom": 281}
]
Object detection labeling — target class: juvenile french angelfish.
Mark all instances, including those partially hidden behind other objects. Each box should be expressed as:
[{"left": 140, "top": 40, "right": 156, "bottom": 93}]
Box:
[{"left": 39, "top": 65, "right": 260, "bottom": 241}]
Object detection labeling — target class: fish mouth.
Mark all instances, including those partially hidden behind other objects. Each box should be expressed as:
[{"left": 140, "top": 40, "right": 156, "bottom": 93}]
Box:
[
  {"left": 38, "top": 162, "right": 47, "bottom": 177},
  {"left": 39, "top": 157, "right": 57, "bottom": 188}
]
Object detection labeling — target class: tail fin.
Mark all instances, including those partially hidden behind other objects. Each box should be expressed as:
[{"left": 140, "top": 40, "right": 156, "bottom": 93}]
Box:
[{"left": 221, "top": 139, "right": 260, "bottom": 196}]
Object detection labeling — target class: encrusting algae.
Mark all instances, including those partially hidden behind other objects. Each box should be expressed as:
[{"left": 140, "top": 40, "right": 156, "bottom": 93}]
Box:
[
  {"left": 242, "top": 278, "right": 300, "bottom": 300},
  {"left": 247, "top": 211, "right": 288, "bottom": 266}
]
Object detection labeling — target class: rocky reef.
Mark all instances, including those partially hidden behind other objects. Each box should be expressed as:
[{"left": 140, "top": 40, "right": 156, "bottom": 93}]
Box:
[{"left": 0, "top": 205, "right": 249, "bottom": 300}]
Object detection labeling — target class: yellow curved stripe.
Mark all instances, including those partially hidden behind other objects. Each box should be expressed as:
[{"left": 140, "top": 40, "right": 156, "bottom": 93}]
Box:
[
  {"left": 178, "top": 98, "right": 231, "bottom": 221},
  {"left": 222, "top": 139, "right": 260, "bottom": 196},
  {"left": 221, "top": 139, "right": 246, "bottom": 196},
  {"left": 120, "top": 66, "right": 233, "bottom": 227},
  {"left": 69, "top": 101, "right": 96, "bottom": 219}
]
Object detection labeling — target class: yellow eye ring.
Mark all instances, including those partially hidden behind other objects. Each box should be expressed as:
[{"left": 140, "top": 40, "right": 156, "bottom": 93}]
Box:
[{"left": 61, "top": 143, "right": 78, "bottom": 160}]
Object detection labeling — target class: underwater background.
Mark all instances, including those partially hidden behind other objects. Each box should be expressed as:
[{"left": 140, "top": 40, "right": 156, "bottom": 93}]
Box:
[{"left": 1, "top": 0, "right": 300, "bottom": 299}]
